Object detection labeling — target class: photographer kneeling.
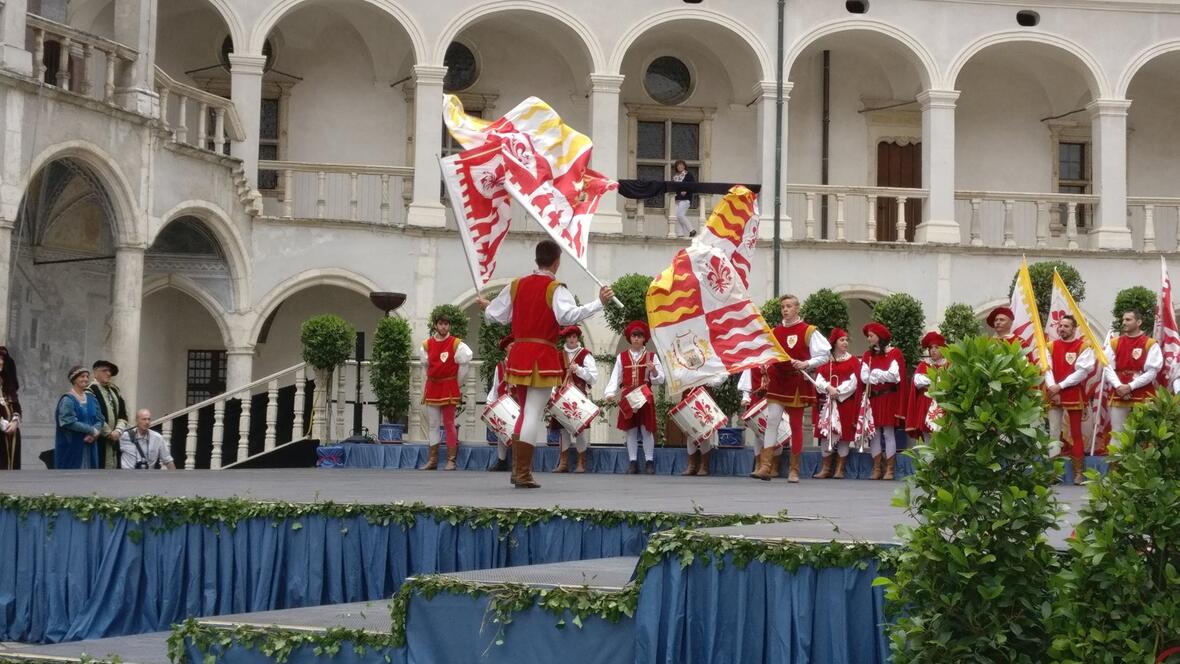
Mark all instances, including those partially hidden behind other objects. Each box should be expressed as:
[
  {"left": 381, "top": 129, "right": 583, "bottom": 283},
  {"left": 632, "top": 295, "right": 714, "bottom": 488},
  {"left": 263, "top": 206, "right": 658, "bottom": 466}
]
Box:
[{"left": 120, "top": 409, "right": 176, "bottom": 470}]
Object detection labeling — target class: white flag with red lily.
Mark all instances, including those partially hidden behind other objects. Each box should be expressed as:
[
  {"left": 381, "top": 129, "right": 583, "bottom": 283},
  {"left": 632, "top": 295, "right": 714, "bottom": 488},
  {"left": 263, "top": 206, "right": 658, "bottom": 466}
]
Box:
[
  {"left": 1010, "top": 257, "right": 1049, "bottom": 370},
  {"left": 1153, "top": 256, "right": 1180, "bottom": 388},
  {"left": 852, "top": 389, "right": 876, "bottom": 453},
  {"left": 816, "top": 396, "right": 842, "bottom": 443},
  {"left": 440, "top": 139, "right": 512, "bottom": 288},
  {"left": 443, "top": 95, "right": 616, "bottom": 272}
]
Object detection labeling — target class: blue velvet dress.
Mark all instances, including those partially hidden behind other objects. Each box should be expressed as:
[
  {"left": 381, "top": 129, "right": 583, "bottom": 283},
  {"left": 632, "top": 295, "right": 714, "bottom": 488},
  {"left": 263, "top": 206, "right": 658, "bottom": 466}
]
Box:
[{"left": 54, "top": 393, "right": 104, "bottom": 469}]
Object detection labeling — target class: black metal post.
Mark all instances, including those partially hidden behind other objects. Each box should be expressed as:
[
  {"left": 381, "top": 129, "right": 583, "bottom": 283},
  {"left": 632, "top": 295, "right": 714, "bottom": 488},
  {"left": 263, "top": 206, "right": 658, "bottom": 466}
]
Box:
[
  {"left": 352, "top": 331, "right": 364, "bottom": 436},
  {"left": 773, "top": 0, "right": 785, "bottom": 295}
]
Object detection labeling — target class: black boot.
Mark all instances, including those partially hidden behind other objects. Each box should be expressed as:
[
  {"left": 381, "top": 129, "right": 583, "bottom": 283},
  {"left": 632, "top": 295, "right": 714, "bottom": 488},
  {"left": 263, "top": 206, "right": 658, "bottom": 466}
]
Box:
[
  {"left": 626, "top": 461, "right": 639, "bottom": 475},
  {"left": 488, "top": 457, "right": 509, "bottom": 472},
  {"left": 645, "top": 460, "right": 656, "bottom": 475}
]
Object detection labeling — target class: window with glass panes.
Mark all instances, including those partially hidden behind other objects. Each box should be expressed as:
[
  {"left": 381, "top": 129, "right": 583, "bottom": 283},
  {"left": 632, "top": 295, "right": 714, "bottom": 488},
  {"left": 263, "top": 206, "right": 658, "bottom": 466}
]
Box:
[
  {"left": 186, "top": 350, "right": 227, "bottom": 406},
  {"left": 1056, "top": 141, "right": 1089, "bottom": 226},
  {"left": 636, "top": 120, "right": 701, "bottom": 209},
  {"left": 257, "top": 98, "right": 280, "bottom": 190}
]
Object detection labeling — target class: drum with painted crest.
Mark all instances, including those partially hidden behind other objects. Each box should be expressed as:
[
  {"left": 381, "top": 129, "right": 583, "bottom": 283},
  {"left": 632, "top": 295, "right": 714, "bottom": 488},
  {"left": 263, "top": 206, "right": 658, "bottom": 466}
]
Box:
[
  {"left": 481, "top": 393, "right": 520, "bottom": 439},
  {"left": 669, "top": 387, "right": 728, "bottom": 444},
  {"left": 618, "top": 385, "right": 654, "bottom": 419},
  {"left": 741, "top": 398, "right": 791, "bottom": 446},
  {"left": 546, "top": 383, "right": 600, "bottom": 436}
]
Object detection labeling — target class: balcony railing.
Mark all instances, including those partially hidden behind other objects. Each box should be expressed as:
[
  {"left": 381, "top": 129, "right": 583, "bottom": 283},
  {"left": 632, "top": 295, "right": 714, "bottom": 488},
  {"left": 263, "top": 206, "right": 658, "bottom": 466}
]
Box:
[
  {"left": 954, "top": 190, "right": 1099, "bottom": 250},
  {"left": 258, "top": 160, "right": 414, "bottom": 224},
  {"left": 786, "top": 184, "right": 929, "bottom": 242},
  {"left": 155, "top": 66, "right": 244, "bottom": 156},
  {"left": 27, "top": 13, "right": 136, "bottom": 107},
  {"left": 1127, "top": 197, "right": 1180, "bottom": 252}
]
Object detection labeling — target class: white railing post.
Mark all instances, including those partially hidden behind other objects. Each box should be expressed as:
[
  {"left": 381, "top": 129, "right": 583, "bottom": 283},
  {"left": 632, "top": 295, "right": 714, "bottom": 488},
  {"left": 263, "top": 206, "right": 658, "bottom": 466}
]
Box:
[
  {"left": 175, "top": 96, "right": 188, "bottom": 144},
  {"left": 197, "top": 101, "right": 208, "bottom": 148},
  {"left": 316, "top": 171, "right": 327, "bottom": 219},
  {"left": 104, "top": 51, "right": 116, "bottom": 102},
  {"left": 349, "top": 172, "right": 359, "bottom": 221},
  {"left": 56, "top": 37, "right": 72, "bottom": 90},
  {"left": 215, "top": 108, "right": 227, "bottom": 154},
  {"left": 895, "top": 197, "right": 908, "bottom": 242},
  {"left": 866, "top": 195, "right": 878, "bottom": 241},
  {"left": 79, "top": 44, "right": 93, "bottom": 96},
  {"left": 210, "top": 401, "right": 224, "bottom": 469},
  {"left": 184, "top": 418, "right": 198, "bottom": 469},
  {"left": 33, "top": 29, "right": 46, "bottom": 81},
  {"left": 1066, "top": 202, "right": 1079, "bottom": 249},
  {"left": 293, "top": 369, "right": 306, "bottom": 439},
  {"left": 969, "top": 198, "right": 982, "bottom": 246},
  {"left": 158, "top": 85, "right": 170, "bottom": 137},
  {"left": 834, "top": 193, "right": 846, "bottom": 241},
  {"left": 1035, "top": 200, "right": 1049, "bottom": 248},
  {"left": 1002, "top": 199, "right": 1016, "bottom": 247},
  {"left": 409, "top": 363, "right": 423, "bottom": 442},
  {"left": 237, "top": 390, "right": 251, "bottom": 461},
  {"left": 804, "top": 192, "right": 816, "bottom": 240},
  {"left": 282, "top": 170, "right": 294, "bottom": 218},
  {"left": 464, "top": 367, "right": 478, "bottom": 439},
  {"left": 264, "top": 379, "right": 278, "bottom": 451},
  {"left": 161, "top": 420, "right": 173, "bottom": 467},
  {"left": 380, "top": 174, "right": 391, "bottom": 224},
  {"left": 1143, "top": 205, "right": 1156, "bottom": 252},
  {"left": 335, "top": 364, "right": 348, "bottom": 441}
]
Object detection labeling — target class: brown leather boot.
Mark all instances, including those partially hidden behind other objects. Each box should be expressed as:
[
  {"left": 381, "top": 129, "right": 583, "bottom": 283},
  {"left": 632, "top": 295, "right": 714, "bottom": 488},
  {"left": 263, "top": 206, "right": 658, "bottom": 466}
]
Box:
[
  {"left": 697, "top": 450, "right": 711, "bottom": 476},
  {"left": 574, "top": 450, "right": 588, "bottom": 473},
  {"left": 870, "top": 454, "right": 883, "bottom": 480},
  {"left": 833, "top": 456, "right": 847, "bottom": 479},
  {"left": 1072, "top": 459, "right": 1085, "bottom": 485},
  {"left": 750, "top": 448, "right": 775, "bottom": 481},
  {"left": 444, "top": 445, "right": 458, "bottom": 471},
  {"left": 681, "top": 451, "right": 700, "bottom": 476},
  {"left": 813, "top": 455, "right": 834, "bottom": 479},
  {"left": 420, "top": 445, "right": 439, "bottom": 471},
  {"left": 788, "top": 453, "right": 801, "bottom": 483},
  {"left": 770, "top": 453, "right": 782, "bottom": 478},
  {"left": 508, "top": 441, "right": 519, "bottom": 485},
  {"left": 553, "top": 448, "right": 570, "bottom": 473},
  {"left": 515, "top": 443, "right": 540, "bottom": 489},
  {"left": 883, "top": 455, "right": 896, "bottom": 480}
]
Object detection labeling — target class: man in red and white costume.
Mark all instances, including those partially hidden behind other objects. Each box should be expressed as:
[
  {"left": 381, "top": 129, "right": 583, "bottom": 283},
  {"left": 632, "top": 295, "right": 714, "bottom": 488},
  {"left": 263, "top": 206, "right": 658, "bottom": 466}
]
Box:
[
  {"left": 988, "top": 306, "right": 1020, "bottom": 344},
  {"left": 481, "top": 240, "right": 613, "bottom": 489},
  {"left": 417, "top": 312, "right": 473, "bottom": 471},
  {"left": 1044, "top": 315, "right": 1095, "bottom": 484},
  {"left": 551, "top": 326, "right": 597, "bottom": 474},
  {"left": 906, "top": 331, "right": 948, "bottom": 444},
  {"left": 485, "top": 335, "right": 514, "bottom": 473},
  {"left": 1103, "top": 309, "right": 1162, "bottom": 436},
  {"left": 605, "top": 321, "right": 665, "bottom": 474},
  {"left": 752, "top": 294, "right": 831, "bottom": 483},
  {"left": 861, "top": 322, "right": 906, "bottom": 480},
  {"left": 813, "top": 328, "right": 861, "bottom": 480}
]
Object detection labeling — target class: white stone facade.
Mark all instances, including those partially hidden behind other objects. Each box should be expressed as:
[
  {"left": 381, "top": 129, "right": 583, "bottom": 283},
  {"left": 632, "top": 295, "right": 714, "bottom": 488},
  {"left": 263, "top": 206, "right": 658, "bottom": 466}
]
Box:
[{"left": 4, "top": 0, "right": 1180, "bottom": 462}]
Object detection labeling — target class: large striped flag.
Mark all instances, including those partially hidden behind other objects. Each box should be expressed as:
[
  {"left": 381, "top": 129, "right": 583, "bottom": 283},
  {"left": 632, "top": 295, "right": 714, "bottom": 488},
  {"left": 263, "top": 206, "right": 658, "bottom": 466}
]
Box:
[
  {"left": 645, "top": 187, "right": 788, "bottom": 393},
  {"left": 443, "top": 95, "right": 616, "bottom": 275},
  {"left": 440, "top": 138, "right": 512, "bottom": 287},
  {"left": 1011, "top": 257, "right": 1049, "bottom": 370}
]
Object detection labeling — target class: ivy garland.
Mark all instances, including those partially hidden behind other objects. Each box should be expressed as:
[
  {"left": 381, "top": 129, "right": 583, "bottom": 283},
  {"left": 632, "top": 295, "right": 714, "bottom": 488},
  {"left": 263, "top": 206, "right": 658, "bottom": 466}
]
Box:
[
  {"left": 167, "top": 619, "right": 400, "bottom": 664},
  {"left": 0, "top": 494, "right": 784, "bottom": 539}
]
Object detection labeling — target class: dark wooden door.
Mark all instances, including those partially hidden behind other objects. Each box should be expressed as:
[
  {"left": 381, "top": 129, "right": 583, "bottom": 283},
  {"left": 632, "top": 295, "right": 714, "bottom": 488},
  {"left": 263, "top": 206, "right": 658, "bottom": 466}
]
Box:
[{"left": 876, "top": 141, "right": 921, "bottom": 242}]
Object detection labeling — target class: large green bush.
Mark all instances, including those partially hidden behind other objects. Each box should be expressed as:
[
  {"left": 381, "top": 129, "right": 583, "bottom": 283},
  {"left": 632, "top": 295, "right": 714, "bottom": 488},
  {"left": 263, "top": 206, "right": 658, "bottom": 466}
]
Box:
[
  {"left": 872, "top": 293, "right": 926, "bottom": 370},
  {"left": 760, "top": 297, "right": 782, "bottom": 328},
  {"left": 370, "top": 317, "right": 413, "bottom": 422},
  {"left": 1051, "top": 392, "right": 1180, "bottom": 664},
  {"left": 427, "top": 304, "right": 469, "bottom": 340},
  {"left": 300, "top": 315, "right": 356, "bottom": 371},
  {"left": 1111, "top": 286, "right": 1156, "bottom": 333},
  {"left": 882, "top": 337, "right": 1062, "bottom": 663},
  {"left": 1010, "top": 260, "right": 1086, "bottom": 325},
  {"left": 939, "top": 302, "right": 984, "bottom": 343},
  {"left": 606, "top": 273, "right": 653, "bottom": 336},
  {"left": 800, "top": 288, "right": 850, "bottom": 337},
  {"left": 478, "top": 320, "right": 513, "bottom": 391}
]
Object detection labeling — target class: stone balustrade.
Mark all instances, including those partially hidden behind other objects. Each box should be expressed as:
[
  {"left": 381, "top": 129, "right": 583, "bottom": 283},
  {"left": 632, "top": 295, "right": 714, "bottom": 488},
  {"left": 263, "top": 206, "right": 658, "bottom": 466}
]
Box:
[
  {"left": 155, "top": 66, "right": 244, "bottom": 156},
  {"left": 27, "top": 13, "right": 136, "bottom": 106}
]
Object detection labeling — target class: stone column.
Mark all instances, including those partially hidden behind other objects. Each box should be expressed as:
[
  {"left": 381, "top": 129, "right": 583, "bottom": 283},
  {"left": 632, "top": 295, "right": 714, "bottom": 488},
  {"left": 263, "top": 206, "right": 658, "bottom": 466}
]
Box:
[
  {"left": 226, "top": 347, "right": 255, "bottom": 391},
  {"left": 113, "top": 0, "right": 159, "bottom": 116},
  {"left": 754, "top": 80, "right": 791, "bottom": 239},
  {"left": 229, "top": 54, "right": 267, "bottom": 190},
  {"left": 0, "top": 221, "right": 12, "bottom": 344},
  {"left": 110, "top": 245, "right": 145, "bottom": 411},
  {"left": 406, "top": 65, "right": 448, "bottom": 228},
  {"left": 0, "top": 0, "right": 32, "bottom": 76},
  {"left": 1088, "top": 98, "right": 1133, "bottom": 250},
  {"left": 916, "top": 89, "right": 961, "bottom": 244},
  {"left": 588, "top": 73, "right": 624, "bottom": 234}
]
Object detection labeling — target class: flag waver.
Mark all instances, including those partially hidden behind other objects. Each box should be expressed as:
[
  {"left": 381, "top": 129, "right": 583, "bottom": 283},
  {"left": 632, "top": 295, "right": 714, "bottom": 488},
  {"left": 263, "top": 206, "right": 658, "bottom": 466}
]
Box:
[
  {"left": 646, "top": 187, "right": 788, "bottom": 393},
  {"left": 440, "top": 138, "right": 512, "bottom": 288},
  {"left": 1154, "top": 256, "right": 1180, "bottom": 387}
]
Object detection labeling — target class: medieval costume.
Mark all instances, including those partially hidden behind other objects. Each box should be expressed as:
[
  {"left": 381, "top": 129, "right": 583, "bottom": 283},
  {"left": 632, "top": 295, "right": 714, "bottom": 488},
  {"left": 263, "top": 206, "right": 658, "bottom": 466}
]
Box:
[
  {"left": 812, "top": 328, "right": 862, "bottom": 479},
  {"left": 861, "top": 322, "right": 907, "bottom": 480},
  {"left": 605, "top": 320, "right": 665, "bottom": 474},
  {"left": 550, "top": 326, "right": 597, "bottom": 474},
  {"left": 417, "top": 319, "right": 472, "bottom": 471}
]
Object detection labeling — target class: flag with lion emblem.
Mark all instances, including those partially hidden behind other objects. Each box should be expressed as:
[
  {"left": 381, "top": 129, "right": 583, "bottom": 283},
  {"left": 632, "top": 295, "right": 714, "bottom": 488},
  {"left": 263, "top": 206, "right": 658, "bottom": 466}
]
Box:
[{"left": 645, "top": 186, "right": 788, "bottom": 393}]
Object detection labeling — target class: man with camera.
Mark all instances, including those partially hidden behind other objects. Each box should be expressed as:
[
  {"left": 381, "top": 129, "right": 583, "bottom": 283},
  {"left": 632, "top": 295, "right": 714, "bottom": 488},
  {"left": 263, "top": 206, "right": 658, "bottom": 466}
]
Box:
[{"left": 119, "top": 409, "right": 176, "bottom": 470}]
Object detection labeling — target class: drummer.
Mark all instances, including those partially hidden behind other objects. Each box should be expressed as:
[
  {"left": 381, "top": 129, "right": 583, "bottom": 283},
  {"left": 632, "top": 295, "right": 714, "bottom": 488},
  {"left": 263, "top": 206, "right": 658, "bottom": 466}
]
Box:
[
  {"left": 680, "top": 374, "right": 726, "bottom": 477},
  {"left": 550, "top": 326, "right": 597, "bottom": 473},
  {"left": 485, "top": 335, "right": 514, "bottom": 474},
  {"left": 738, "top": 366, "right": 769, "bottom": 472},
  {"left": 605, "top": 320, "right": 664, "bottom": 474}
]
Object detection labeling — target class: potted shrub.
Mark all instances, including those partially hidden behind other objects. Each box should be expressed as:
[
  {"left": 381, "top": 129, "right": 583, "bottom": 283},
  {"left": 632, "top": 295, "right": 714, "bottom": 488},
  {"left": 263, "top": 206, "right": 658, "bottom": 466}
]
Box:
[
  {"left": 872, "top": 292, "right": 926, "bottom": 371},
  {"left": 1111, "top": 285, "right": 1156, "bottom": 332},
  {"left": 1010, "top": 260, "right": 1085, "bottom": 324},
  {"left": 300, "top": 314, "right": 357, "bottom": 442},
  {"left": 370, "top": 316, "right": 412, "bottom": 443},
  {"left": 939, "top": 302, "right": 984, "bottom": 343},
  {"left": 800, "top": 288, "right": 850, "bottom": 337},
  {"left": 713, "top": 374, "right": 745, "bottom": 447}
]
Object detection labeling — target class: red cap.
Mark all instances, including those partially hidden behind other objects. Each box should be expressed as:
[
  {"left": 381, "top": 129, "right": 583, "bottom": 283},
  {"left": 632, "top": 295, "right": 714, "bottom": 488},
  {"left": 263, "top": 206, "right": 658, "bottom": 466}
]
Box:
[
  {"left": 498, "top": 334, "right": 514, "bottom": 351},
  {"left": 921, "top": 331, "right": 947, "bottom": 348},
  {"left": 862, "top": 322, "right": 891, "bottom": 343},
  {"left": 557, "top": 326, "right": 582, "bottom": 341},
  {"left": 987, "top": 306, "right": 1015, "bottom": 328},
  {"left": 828, "top": 327, "right": 848, "bottom": 345},
  {"left": 624, "top": 320, "right": 650, "bottom": 340}
]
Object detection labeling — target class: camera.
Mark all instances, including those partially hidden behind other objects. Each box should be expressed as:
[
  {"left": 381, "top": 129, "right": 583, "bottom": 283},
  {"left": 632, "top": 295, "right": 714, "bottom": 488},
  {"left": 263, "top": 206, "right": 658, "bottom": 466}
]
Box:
[{"left": 134, "top": 459, "right": 149, "bottom": 469}]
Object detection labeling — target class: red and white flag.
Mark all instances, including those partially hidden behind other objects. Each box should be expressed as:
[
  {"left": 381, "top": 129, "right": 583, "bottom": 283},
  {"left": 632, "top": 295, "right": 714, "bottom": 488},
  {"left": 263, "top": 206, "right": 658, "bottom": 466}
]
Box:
[
  {"left": 852, "top": 389, "right": 876, "bottom": 453},
  {"left": 440, "top": 139, "right": 512, "bottom": 288},
  {"left": 1011, "top": 257, "right": 1049, "bottom": 370},
  {"left": 1153, "top": 256, "right": 1180, "bottom": 388}
]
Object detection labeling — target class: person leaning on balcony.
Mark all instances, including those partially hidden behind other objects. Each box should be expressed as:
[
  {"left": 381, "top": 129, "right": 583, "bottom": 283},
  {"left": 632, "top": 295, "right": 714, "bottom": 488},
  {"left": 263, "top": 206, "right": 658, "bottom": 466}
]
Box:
[
  {"left": 417, "top": 312, "right": 472, "bottom": 472},
  {"left": 671, "top": 160, "right": 696, "bottom": 238},
  {"left": 55, "top": 365, "right": 105, "bottom": 469},
  {"left": 479, "top": 239, "right": 613, "bottom": 489},
  {"left": 87, "top": 359, "right": 128, "bottom": 469},
  {"left": 119, "top": 409, "right": 176, "bottom": 470},
  {"left": 1103, "top": 309, "right": 1162, "bottom": 435}
]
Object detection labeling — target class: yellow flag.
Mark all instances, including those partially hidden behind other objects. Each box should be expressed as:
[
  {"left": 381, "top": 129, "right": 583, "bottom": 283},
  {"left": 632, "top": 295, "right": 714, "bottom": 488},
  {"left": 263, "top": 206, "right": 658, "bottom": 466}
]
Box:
[
  {"left": 1051, "top": 270, "right": 1109, "bottom": 366},
  {"left": 1011, "top": 257, "right": 1049, "bottom": 370}
]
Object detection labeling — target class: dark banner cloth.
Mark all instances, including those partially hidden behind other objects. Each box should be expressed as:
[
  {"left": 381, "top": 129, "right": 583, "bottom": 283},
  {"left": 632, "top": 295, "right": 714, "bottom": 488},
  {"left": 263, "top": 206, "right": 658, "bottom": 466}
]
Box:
[{"left": 616, "top": 180, "right": 761, "bottom": 200}]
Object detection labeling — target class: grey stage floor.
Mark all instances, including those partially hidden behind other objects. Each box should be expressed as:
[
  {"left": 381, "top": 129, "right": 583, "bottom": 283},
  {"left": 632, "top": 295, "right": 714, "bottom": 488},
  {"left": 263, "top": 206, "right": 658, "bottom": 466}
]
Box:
[{"left": 0, "top": 469, "right": 1089, "bottom": 549}]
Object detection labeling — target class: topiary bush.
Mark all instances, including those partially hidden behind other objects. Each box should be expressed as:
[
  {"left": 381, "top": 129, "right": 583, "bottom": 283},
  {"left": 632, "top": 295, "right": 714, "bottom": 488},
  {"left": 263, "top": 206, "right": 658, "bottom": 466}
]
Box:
[
  {"left": 881, "top": 337, "right": 1062, "bottom": 664},
  {"left": 1051, "top": 391, "right": 1180, "bottom": 664},
  {"left": 712, "top": 374, "right": 743, "bottom": 422},
  {"left": 1111, "top": 286, "right": 1156, "bottom": 333},
  {"left": 1010, "top": 260, "right": 1086, "bottom": 325},
  {"left": 873, "top": 293, "right": 926, "bottom": 370},
  {"left": 478, "top": 320, "right": 513, "bottom": 392},
  {"left": 370, "top": 317, "right": 412, "bottom": 423},
  {"left": 428, "top": 304, "right": 469, "bottom": 340},
  {"left": 300, "top": 315, "right": 356, "bottom": 371},
  {"left": 761, "top": 297, "right": 782, "bottom": 328},
  {"left": 605, "top": 273, "right": 653, "bottom": 337},
  {"left": 939, "top": 302, "right": 984, "bottom": 343},
  {"left": 800, "top": 288, "right": 850, "bottom": 337}
]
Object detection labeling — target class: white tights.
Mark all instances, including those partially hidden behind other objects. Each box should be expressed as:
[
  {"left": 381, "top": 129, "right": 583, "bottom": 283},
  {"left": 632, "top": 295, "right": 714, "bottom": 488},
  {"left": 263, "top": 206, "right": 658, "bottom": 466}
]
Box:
[
  {"left": 869, "top": 426, "right": 897, "bottom": 458},
  {"left": 687, "top": 433, "right": 716, "bottom": 455},
  {"left": 559, "top": 430, "right": 589, "bottom": 453},
  {"left": 513, "top": 387, "right": 553, "bottom": 447},
  {"left": 821, "top": 440, "right": 850, "bottom": 458},
  {"left": 625, "top": 427, "right": 656, "bottom": 461}
]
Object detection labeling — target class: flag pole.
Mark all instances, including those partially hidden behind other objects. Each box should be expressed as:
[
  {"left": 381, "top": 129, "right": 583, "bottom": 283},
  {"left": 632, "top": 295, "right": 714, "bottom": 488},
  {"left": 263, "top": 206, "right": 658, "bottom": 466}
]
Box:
[
  {"left": 1088, "top": 329, "right": 1113, "bottom": 456},
  {"left": 437, "top": 154, "right": 487, "bottom": 298}
]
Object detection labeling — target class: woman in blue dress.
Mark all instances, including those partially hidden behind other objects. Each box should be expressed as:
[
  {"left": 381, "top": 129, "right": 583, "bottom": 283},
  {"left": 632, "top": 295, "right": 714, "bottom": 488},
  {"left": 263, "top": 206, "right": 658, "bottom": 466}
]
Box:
[{"left": 55, "top": 365, "right": 104, "bottom": 469}]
